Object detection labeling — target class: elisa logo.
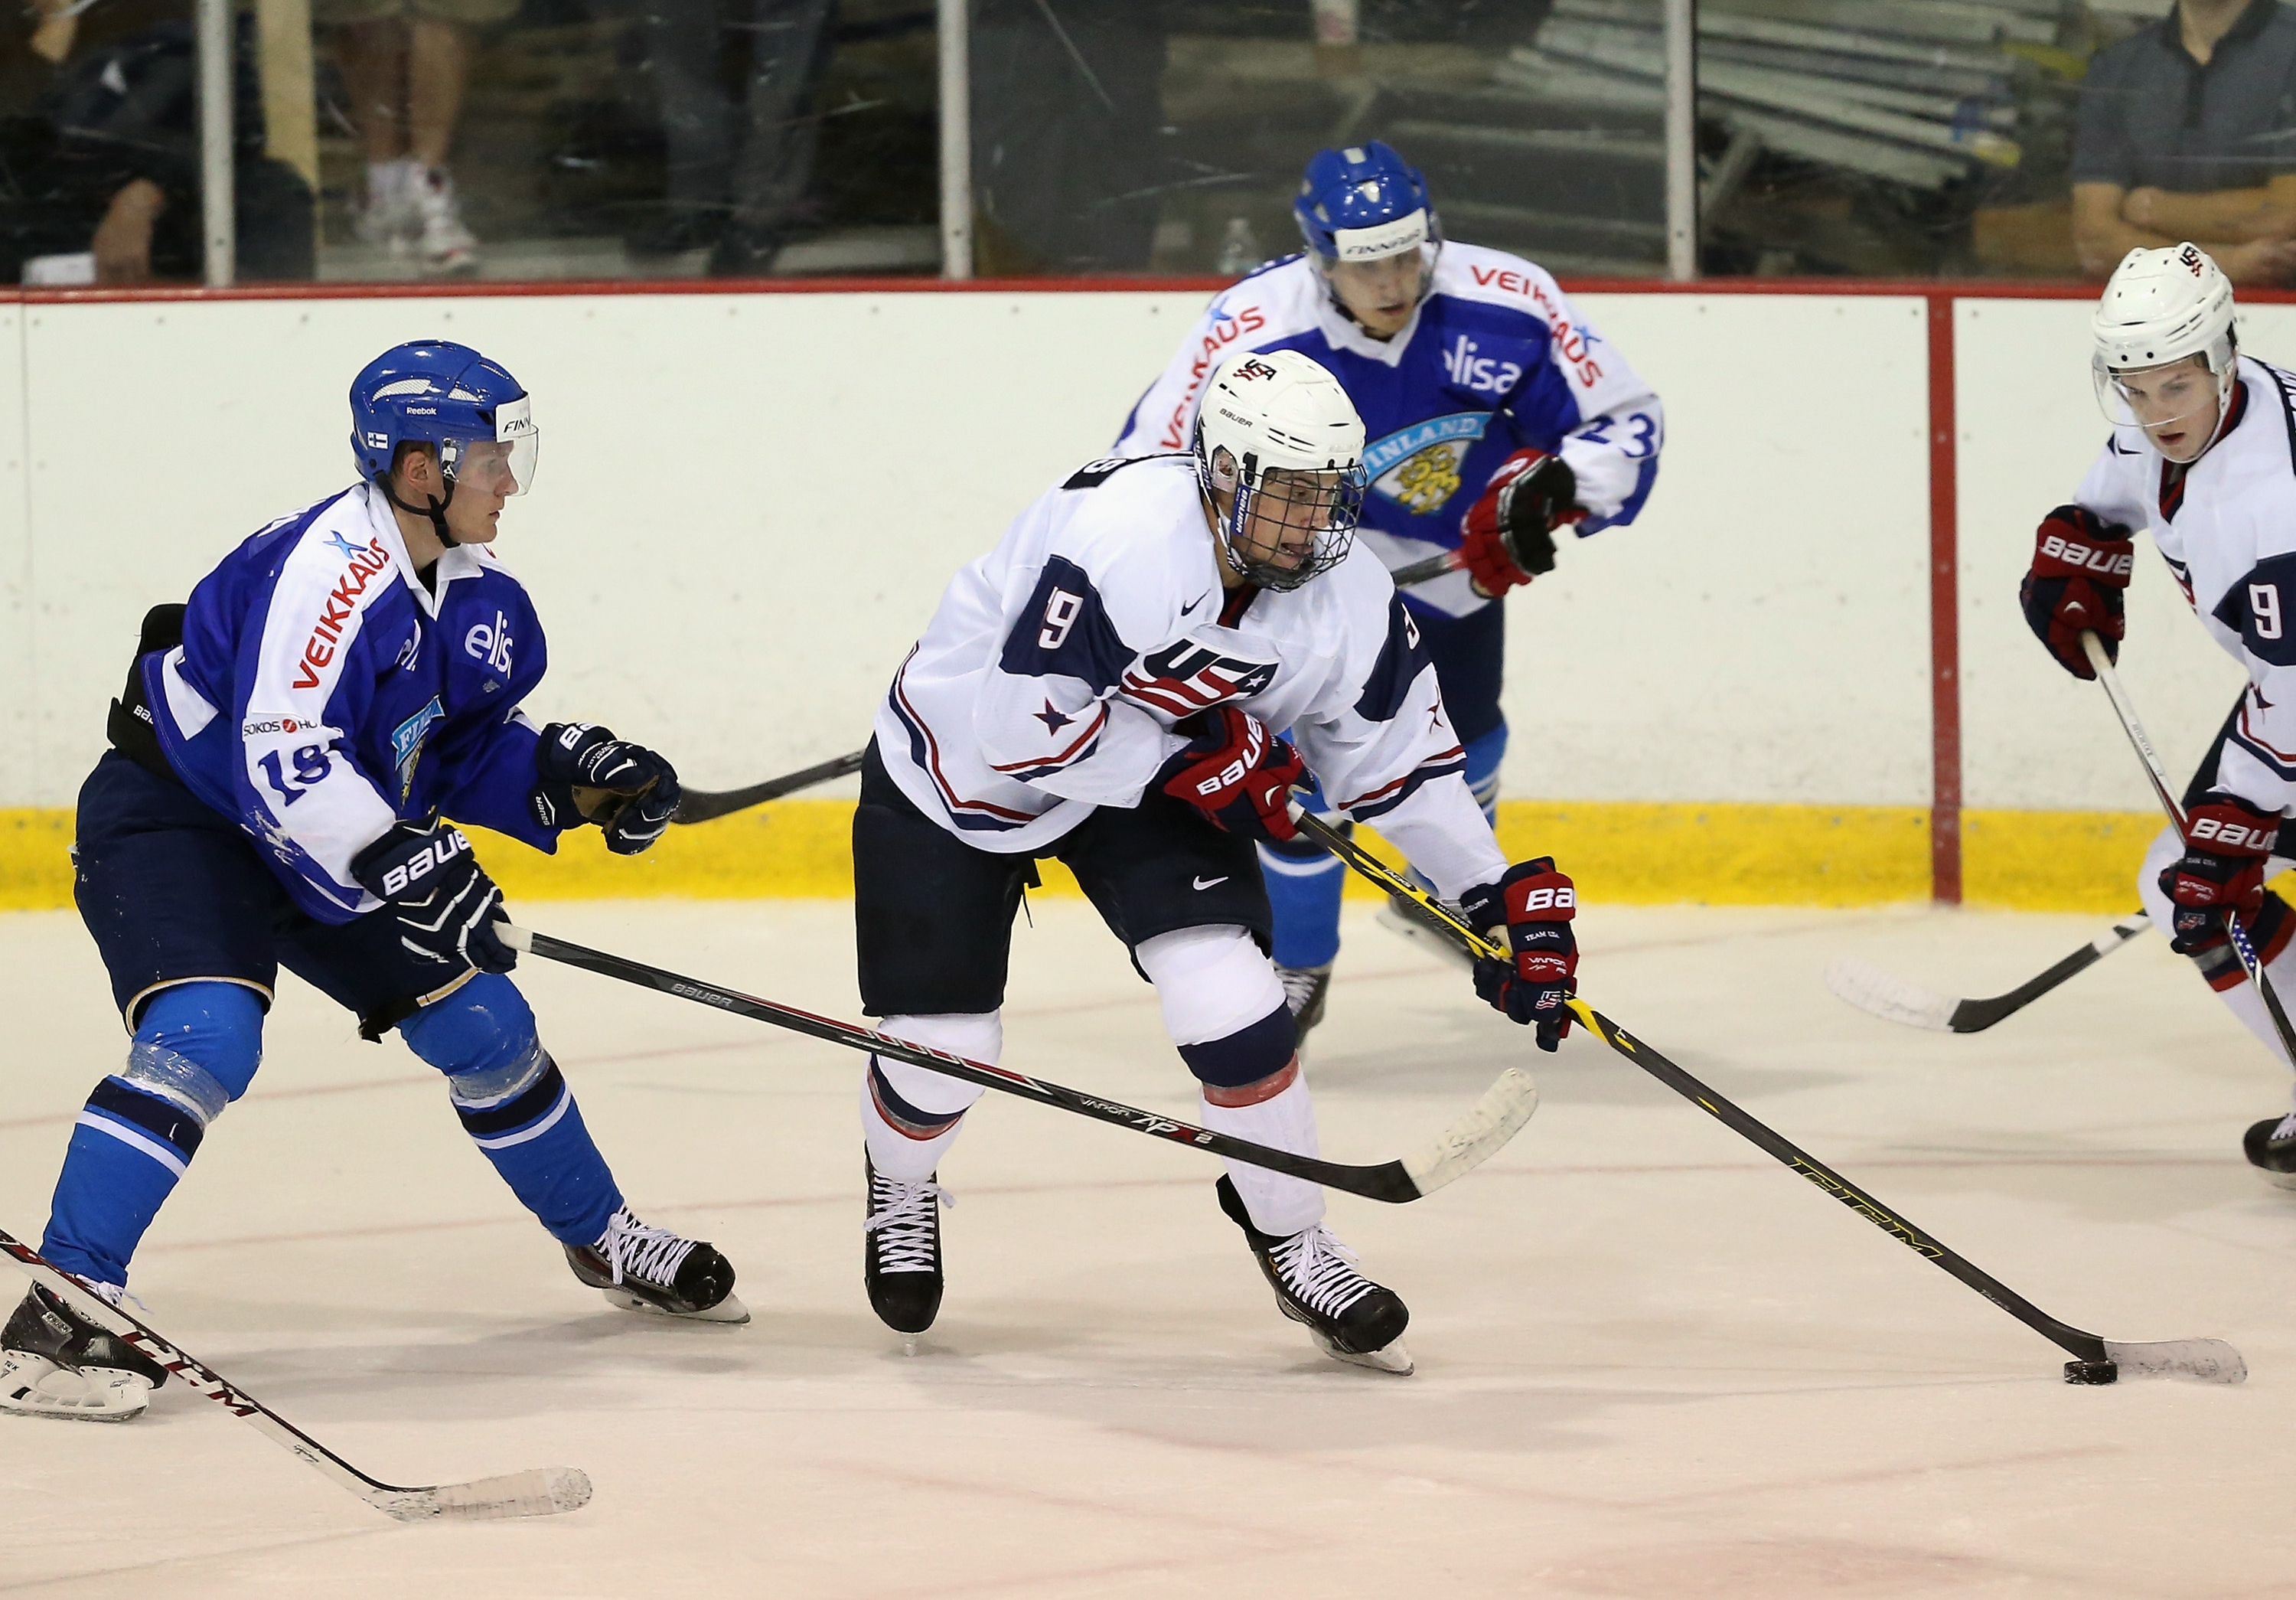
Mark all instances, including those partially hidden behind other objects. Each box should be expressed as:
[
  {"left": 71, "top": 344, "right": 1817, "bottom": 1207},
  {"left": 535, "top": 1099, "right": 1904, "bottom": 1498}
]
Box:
[{"left": 465, "top": 611, "right": 513, "bottom": 675}]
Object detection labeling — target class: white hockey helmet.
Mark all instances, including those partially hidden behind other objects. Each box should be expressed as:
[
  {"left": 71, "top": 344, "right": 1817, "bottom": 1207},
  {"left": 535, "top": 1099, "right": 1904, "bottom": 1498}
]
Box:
[
  {"left": 1194, "top": 348, "right": 1369, "bottom": 590},
  {"left": 2091, "top": 243, "right": 2239, "bottom": 446}
]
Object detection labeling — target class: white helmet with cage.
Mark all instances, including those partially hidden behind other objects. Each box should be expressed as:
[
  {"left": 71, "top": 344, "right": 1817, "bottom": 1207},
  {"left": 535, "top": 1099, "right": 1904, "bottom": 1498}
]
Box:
[
  {"left": 1194, "top": 348, "right": 1369, "bottom": 590},
  {"left": 2091, "top": 243, "right": 2239, "bottom": 444}
]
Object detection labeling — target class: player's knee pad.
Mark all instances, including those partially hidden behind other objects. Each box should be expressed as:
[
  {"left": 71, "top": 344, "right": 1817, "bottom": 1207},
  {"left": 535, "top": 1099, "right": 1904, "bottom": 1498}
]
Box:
[
  {"left": 400, "top": 973, "right": 543, "bottom": 1094},
  {"left": 1135, "top": 926, "right": 1293, "bottom": 1086},
  {"left": 1464, "top": 719, "right": 1506, "bottom": 821},
  {"left": 871, "top": 1012, "right": 999, "bottom": 1126},
  {"left": 73, "top": 981, "right": 265, "bottom": 1178},
  {"left": 131, "top": 981, "right": 264, "bottom": 1102}
]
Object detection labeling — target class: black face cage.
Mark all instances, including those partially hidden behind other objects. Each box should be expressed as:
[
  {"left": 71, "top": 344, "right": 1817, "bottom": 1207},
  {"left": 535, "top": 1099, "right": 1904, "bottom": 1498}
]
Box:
[{"left": 1198, "top": 444, "right": 1368, "bottom": 591}]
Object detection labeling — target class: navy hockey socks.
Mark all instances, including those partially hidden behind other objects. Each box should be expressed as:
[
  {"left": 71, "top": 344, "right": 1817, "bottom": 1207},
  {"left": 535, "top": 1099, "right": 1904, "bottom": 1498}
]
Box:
[
  {"left": 43, "top": 981, "right": 264, "bottom": 1286},
  {"left": 399, "top": 975, "right": 621, "bottom": 1247},
  {"left": 1463, "top": 720, "right": 1506, "bottom": 827}
]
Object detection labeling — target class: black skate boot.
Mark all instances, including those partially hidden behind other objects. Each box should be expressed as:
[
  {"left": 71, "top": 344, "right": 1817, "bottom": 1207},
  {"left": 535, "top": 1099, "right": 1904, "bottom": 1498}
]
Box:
[
  {"left": 565, "top": 1207, "right": 748, "bottom": 1322},
  {"left": 1, "top": 1282, "right": 169, "bottom": 1422},
  {"left": 1276, "top": 962, "right": 1334, "bottom": 1039},
  {"left": 1217, "top": 1175, "right": 1412, "bottom": 1375},
  {"left": 2245, "top": 1114, "right": 2296, "bottom": 1190},
  {"left": 865, "top": 1154, "right": 951, "bottom": 1350}
]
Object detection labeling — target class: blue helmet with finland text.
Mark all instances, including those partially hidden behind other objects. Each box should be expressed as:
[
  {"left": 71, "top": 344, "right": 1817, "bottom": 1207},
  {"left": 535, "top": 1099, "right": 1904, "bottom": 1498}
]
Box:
[
  {"left": 348, "top": 340, "right": 539, "bottom": 509},
  {"left": 1293, "top": 140, "right": 1438, "bottom": 266}
]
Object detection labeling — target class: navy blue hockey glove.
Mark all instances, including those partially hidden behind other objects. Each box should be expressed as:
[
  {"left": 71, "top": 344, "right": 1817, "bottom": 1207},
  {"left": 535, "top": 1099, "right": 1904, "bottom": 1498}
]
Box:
[
  {"left": 351, "top": 821, "right": 517, "bottom": 977},
  {"left": 1156, "top": 707, "right": 1306, "bottom": 844},
  {"left": 1459, "top": 857, "right": 1578, "bottom": 1051},
  {"left": 2158, "top": 793, "right": 2277, "bottom": 956},
  {"left": 531, "top": 721, "right": 681, "bottom": 855},
  {"left": 2020, "top": 505, "right": 2132, "bottom": 680}
]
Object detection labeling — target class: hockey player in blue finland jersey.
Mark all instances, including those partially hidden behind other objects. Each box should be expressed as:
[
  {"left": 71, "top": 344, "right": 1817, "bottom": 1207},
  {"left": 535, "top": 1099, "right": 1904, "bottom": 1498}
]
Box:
[
  {"left": 0, "top": 341, "right": 746, "bottom": 1425},
  {"left": 1114, "top": 142, "right": 1664, "bottom": 1038}
]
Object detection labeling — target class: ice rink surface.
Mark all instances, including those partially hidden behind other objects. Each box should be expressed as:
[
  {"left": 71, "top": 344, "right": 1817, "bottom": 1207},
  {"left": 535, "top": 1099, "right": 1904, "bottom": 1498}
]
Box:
[{"left": 3, "top": 896, "right": 2294, "bottom": 1598}]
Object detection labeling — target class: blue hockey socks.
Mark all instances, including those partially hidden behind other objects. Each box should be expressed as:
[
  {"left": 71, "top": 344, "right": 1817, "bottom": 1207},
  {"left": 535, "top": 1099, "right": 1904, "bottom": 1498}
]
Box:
[
  {"left": 43, "top": 981, "right": 265, "bottom": 1286},
  {"left": 400, "top": 974, "right": 621, "bottom": 1248}
]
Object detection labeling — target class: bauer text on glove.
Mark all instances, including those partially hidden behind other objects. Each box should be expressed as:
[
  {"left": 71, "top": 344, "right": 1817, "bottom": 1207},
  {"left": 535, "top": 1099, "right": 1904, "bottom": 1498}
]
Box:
[
  {"left": 1156, "top": 707, "right": 1305, "bottom": 844},
  {"left": 2158, "top": 793, "right": 2278, "bottom": 955},
  {"left": 351, "top": 820, "right": 517, "bottom": 975},
  {"left": 1460, "top": 857, "right": 1578, "bottom": 1051},
  {"left": 2020, "top": 505, "right": 2133, "bottom": 680}
]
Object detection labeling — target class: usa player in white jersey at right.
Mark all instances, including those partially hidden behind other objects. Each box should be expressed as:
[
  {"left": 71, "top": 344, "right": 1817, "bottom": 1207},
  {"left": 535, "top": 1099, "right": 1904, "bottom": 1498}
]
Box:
[
  {"left": 1113, "top": 142, "right": 1663, "bottom": 1040},
  {"left": 2022, "top": 242, "right": 2296, "bottom": 1183}
]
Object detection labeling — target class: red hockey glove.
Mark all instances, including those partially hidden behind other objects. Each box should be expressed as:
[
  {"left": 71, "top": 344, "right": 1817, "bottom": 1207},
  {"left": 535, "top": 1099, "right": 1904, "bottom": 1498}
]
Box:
[
  {"left": 1459, "top": 451, "right": 1582, "bottom": 598},
  {"left": 2019, "top": 505, "right": 2133, "bottom": 680},
  {"left": 1459, "top": 857, "right": 1578, "bottom": 1051},
  {"left": 2159, "top": 794, "right": 2278, "bottom": 955},
  {"left": 1158, "top": 707, "right": 1306, "bottom": 844}
]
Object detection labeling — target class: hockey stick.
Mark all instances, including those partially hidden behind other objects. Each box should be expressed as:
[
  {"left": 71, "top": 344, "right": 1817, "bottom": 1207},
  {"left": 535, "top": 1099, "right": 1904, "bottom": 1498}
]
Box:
[
  {"left": 1825, "top": 913, "right": 2154, "bottom": 1033},
  {"left": 0, "top": 1229, "right": 591, "bottom": 1520},
  {"left": 1388, "top": 550, "right": 1462, "bottom": 587},
  {"left": 1285, "top": 808, "right": 2245, "bottom": 1383},
  {"left": 500, "top": 926, "right": 1535, "bottom": 1203},
  {"left": 2081, "top": 631, "right": 2296, "bottom": 1066},
  {"left": 674, "top": 749, "right": 866, "bottom": 825}
]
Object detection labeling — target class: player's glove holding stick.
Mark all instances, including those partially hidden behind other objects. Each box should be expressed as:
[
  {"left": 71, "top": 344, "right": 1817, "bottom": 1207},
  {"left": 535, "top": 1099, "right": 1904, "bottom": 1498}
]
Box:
[
  {"left": 1158, "top": 707, "right": 1306, "bottom": 844},
  {"left": 530, "top": 721, "right": 682, "bottom": 854},
  {"left": 1460, "top": 857, "right": 1579, "bottom": 1051},
  {"left": 1459, "top": 450, "right": 1583, "bottom": 599},
  {"left": 2020, "top": 505, "right": 2135, "bottom": 681},
  {"left": 351, "top": 820, "right": 518, "bottom": 975},
  {"left": 2158, "top": 792, "right": 2278, "bottom": 956}
]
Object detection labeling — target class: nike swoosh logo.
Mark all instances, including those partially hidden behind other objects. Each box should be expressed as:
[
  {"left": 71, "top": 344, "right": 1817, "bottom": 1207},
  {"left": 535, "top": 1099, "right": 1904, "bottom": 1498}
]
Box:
[
  {"left": 1180, "top": 592, "right": 1210, "bottom": 616},
  {"left": 2108, "top": 439, "right": 2139, "bottom": 456},
  {"left": 1192, "top": 875, "right": 1228, "bottom": 890}
]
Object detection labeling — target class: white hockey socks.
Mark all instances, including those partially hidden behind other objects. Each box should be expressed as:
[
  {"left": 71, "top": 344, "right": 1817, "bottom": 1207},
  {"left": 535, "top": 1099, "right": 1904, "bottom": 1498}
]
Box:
[
  {"left": 861, "top": 1013, "right": 998, "bottom": 1183},
  {"left": 1200, "top": 1072, "right": 1325, "bottom": 1239}
]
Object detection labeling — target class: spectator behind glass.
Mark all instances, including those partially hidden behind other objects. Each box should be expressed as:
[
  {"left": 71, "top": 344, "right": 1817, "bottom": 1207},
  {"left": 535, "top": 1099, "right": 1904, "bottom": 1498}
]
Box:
[
  {"left": 615, "top": 0, "right": 833, "bottom": 274},
  {"left": 323, "top": 0, "right": 512, "bottom": 274},
  {"left": 2073, "top": 0, "right": 2296, "bottom": 284},
  {"left": 0, "top": 0, "right": 315, "bottom": 284}
]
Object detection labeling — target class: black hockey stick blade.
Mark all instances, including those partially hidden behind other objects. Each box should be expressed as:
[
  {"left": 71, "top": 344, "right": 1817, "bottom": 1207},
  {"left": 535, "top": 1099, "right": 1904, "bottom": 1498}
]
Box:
[
  {"left": 674, "top": 749, "right": 866, "bottom": 825},
  {"left": 1284, "top": 811, "right": 2245, "bottom": 1384},
  {"left": 503, "top": 926, "right": 1535, "bottom": 1203},
  {"left": 1825, "top": 913, "right": 2152, "bottom": 1033},
  {"left": 0, "top": 1229, "right": 593, "bottom": 1519}
]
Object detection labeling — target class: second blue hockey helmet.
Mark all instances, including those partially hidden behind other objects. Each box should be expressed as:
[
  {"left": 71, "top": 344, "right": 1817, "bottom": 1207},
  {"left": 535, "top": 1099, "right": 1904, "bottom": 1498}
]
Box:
[
  {"left": 1293, "top": 141, "right": 1436, "bottom": 264},
  {"left": 348, "top": 340, "right": 538, "bottom": 499}
]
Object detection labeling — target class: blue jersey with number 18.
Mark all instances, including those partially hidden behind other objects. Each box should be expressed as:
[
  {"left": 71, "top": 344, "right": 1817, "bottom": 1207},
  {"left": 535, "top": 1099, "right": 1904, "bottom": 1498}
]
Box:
[
  {"left": 142, "top": 480, "right": 563, "bottom": 923},
  {"left": 1112, "top": 243, "right": 1664, "bottom": 620}
]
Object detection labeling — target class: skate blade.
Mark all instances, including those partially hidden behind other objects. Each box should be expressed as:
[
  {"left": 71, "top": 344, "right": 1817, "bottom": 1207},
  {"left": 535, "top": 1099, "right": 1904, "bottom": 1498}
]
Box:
[
  {"left": 1306, "top": 1327, "right": 1414, "bottom": 1376},
  {"left": 0, "top": 1353, "right": 151, "bottom": 1422},
  {"left": 1373, "top": 900, "right": 1474, "bottom": 972},
  {"left": 600, "top": 1288, "right": 752, "bottom": 1324},
  {"left": 2258, "top": 1168, "right": 2296, "bottom": 1193},
  {"left": 902, "top": 1334, "right": 921, "bottom": 1357}
]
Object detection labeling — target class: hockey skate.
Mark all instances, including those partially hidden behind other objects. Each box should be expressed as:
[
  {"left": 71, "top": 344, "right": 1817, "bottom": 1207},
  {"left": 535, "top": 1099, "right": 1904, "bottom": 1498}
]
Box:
[
  {"left": 1375, "top": 890, "right": 1475, "bottom": 973},
  {"left": 2245, "top": 1115, "right": 2296, "bottom": 1190},
  {"left": 1276, "top": 961, "right": 1333, "bottom": 1037},
  {"left": 865, "top": 1154, "right": 951, "bottom": 1350},
  {"left": 564, "top": 1207, "right": 747, "bottom": 1322},
  {"left": 1, "top": 1282, "right": 168, "bottom": 1422},
  {"left": 1216, "top": 1176, "right": 1412, "bottom": 1375}
]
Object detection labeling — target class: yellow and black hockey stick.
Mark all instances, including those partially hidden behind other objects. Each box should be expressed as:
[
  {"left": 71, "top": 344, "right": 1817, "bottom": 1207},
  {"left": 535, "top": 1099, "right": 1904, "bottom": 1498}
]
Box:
[{"left": 1288, "top": 808, "right": 2245, "bottom": 1386}]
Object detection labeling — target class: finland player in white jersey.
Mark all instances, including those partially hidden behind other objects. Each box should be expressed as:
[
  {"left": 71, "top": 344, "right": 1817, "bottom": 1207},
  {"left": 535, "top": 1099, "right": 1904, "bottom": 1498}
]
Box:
[
  {"left": 2022, "top": 242, "right": 2296, "bottom": 1181},
  {"left": 855, "top": 348, "right": 1582, "bottom": 1373},
  {"left": 1113, "top": 142, "right": 1662, "bottom": 1039}
]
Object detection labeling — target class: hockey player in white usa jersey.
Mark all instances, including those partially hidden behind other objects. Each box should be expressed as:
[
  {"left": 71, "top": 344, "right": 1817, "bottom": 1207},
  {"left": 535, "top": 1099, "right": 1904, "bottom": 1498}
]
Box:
[
  {"left": 1, "top": 342, "right": 742, "bottom": 1425},
  {"left": 1113, "top": 141, "right": 1662, "bottom": 1040},
  {"left": 855, "top": 347, "right": 1581, "bottom": 1374},
  {"left": 2022, "top": 243, "right": 2296, "bottom": 1186}
]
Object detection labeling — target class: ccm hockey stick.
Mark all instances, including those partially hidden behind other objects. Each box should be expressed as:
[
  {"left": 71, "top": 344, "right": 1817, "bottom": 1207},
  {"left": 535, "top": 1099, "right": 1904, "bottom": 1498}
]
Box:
[
  {"left": 673, "top": 749, "right": 867, "bottom": 825},
  {"left": 1825, "top": 913, "right": 2153, "bottom": 1033},
  {"left": 502, "top": 926, "right": 1535, "bottom": 1203},
  {"left": 2082, "top": 631, "right": 2296, "bottom": 1065},
  {"left": 0, "top": 1229, "right": 592, "bottom": 1520},
  {"left": 1287, "top": 808, "right": 2245, "bottom": 1384}
]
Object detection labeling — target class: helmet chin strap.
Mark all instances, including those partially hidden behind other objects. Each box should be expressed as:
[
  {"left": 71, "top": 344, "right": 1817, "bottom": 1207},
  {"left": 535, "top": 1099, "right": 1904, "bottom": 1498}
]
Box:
[{"left": 378, "top": 472, "right": 459, "bottom": 549}]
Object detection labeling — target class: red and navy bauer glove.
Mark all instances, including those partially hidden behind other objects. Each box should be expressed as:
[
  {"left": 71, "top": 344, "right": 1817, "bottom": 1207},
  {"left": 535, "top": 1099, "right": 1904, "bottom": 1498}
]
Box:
[
  {"left": 1459, "top": 857, "right": 1578, "bottom": 1051},
  {"left": 1158, "top": 707, "right": 1306, "bottom": 845},
  {"left": 530, "top": 721, "right": 682, "bottom": 854},
  {"left": 2158, "top": 792, "right": 2278, "bottom": 960},
  {"left": 2019, "top": 505, "right": 2134, "bottom": 680},
  {"left": 1458, "top": 450, "right": 1583, "bottom": 598}
]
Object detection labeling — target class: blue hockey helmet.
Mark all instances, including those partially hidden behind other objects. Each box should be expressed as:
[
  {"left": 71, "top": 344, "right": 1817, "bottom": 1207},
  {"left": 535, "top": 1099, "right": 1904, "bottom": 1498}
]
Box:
[
  {"left": 348, "top": 340, "right": 538, "bottom": 504},
  {"left": 1293, "top": 141, "right": 1437, "bottom": 266}
]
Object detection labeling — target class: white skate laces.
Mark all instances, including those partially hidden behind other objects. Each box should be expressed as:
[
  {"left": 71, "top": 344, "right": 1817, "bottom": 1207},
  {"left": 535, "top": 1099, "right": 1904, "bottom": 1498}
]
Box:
[
  {"left": 1267, "top": 1225, "right": 1378, "bottom": 1321},
  {"left": 2275, "top": 1112, "right": 2296, "bottom": 1142},
  {"left": 866, "top": 1172, "right": 953, "bottom": 1274},
  {"left": 593, "top": 1207, "right": 696, "bottom": 1290},
  {"left": 1276, "top": 963, "right": 1329, "bottom": 1015}
]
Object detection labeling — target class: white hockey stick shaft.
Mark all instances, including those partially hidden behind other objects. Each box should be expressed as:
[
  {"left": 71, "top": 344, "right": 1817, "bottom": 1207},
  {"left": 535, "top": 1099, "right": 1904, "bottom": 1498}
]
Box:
[
  {"left": 2081, "top": 632, "right": 2296, "bottom": 1064},
  {"left": 0, "top": 1228, "right": 589, "bottom": 1521}
]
